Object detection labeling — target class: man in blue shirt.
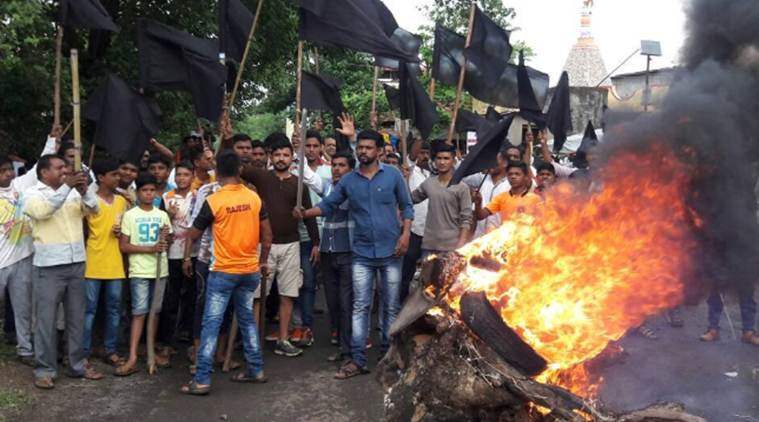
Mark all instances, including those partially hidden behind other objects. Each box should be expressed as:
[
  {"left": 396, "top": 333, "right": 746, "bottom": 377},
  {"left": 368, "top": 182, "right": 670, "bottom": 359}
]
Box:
[{"left": 295, "top": 130, "right": 413, "bottom": 379}]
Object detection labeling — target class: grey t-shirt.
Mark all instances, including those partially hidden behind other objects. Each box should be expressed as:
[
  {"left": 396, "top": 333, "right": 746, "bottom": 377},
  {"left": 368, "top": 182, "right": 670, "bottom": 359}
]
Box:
[{"left": 411, "top": 177, "right": 473, "bottom": 252}]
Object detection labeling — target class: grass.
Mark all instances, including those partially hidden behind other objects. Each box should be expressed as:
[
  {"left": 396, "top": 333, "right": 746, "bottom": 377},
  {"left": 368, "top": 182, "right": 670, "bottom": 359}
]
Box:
[{"left": 0, "top": 388, "right": 32, "bottom": 421}]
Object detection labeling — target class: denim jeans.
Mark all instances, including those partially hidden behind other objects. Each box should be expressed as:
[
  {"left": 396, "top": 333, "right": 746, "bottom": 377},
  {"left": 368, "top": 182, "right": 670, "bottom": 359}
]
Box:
[
  {"left": 194, "top": 271, "right": 264, "bottom": 386},
  {"left": 351, "top": 255, "right": 402, "bottom": 368},
  {"left": 322, "top": 252, "right": 353, "bottom": 357},
  {"left": 296, "top": 241, "right": 317, "bottom": 329},
  {"left": 83, "top": 279, "right": 123, "bottom": 355},
  {"left": 707, "top": 284, "right": 756, "bottom": 332},
  {"left": 192, "top": 260, "right": 231, "bottom": 340}
]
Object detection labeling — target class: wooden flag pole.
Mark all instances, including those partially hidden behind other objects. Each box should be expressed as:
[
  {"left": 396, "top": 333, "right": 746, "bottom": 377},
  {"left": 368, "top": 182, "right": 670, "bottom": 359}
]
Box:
[
  {"left": 227, "top": 0, "right": 265, "bottom": 109},
  {"left": 313, "top": 47, "right": 320, "bottom": 73},
  {"left": 400, "top": 119, "right": 409, "bottom": 177},
  {"left": 296, "top": 109, "right": 308, "bottom": 209},
  {"left": 371, "top": 66, "right": 379, "bottom": 129},
  {"left": 295, "top": 41, "right": 304, "bottom": 128},
  {"left": 445, "top": 2, "right": 476, "bottom": 145},
  {"left": 428, "top": 77, "right": 436, "bottom": 99},
  {"left": 70, "top": 49, "right": 82, "bottom": 172},
  {"left": 54, "top": 25, "right": 64, "bottom": 129}
]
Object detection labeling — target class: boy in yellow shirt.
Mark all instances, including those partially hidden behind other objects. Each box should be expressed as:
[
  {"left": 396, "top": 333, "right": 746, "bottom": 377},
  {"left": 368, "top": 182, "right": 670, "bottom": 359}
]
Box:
[
  {"left": 83, "top": 158, "right": 129, "bottom": 367},
  {"left": 116, "top": 173, "right": 172, "bottom": 376}
]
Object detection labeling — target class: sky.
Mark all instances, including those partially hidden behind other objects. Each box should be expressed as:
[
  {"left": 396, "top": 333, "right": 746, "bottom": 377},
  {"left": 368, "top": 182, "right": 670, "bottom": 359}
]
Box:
[{"left": 383, "top": 0, "right": 688, "bottom": 85}]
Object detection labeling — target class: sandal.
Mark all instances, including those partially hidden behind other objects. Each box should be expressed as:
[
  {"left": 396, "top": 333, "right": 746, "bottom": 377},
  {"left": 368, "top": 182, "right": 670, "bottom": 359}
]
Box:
[
  {"left": 637, "top": 325, "right": 658, "bottom": 340},
  {"left": 114, "top": 363, "right": 139, "bottom": 377},
  {"left": 230, "top": 371, "right": 268, "bottom": 384},
  {"left": 103, "top": 353, "right": 126, "bottom": 367},
  {"left": 83, "top": 363, "right": 104, "bottom": 380},
  {"left": 180, "top": 380, "right": 210, "bottom": 396},
  {"left": 155, "top": 355, "right": 172, "bottom": 369},
  {"left": 334, "top": 360, "right": 369, "bottom": 380},
  {"left": 34, "top": 377, "right": 55, "bottom": 390}
]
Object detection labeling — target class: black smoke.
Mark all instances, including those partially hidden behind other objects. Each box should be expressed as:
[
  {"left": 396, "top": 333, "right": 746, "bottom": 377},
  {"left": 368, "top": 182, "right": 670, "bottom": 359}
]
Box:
[{"left": 599, "top": 0, "right": 759, "bottom": 290}]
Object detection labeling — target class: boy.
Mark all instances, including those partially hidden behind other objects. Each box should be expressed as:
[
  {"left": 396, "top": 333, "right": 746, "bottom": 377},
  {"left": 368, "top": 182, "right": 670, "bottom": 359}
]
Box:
[
  {"left": 160, "top": 162, "right": 197, "bottom": 349},
  {"left": 474, "top": 161, "right": 540, "bottom": 225},
  {"left": 117, "top": 160, "right": 139, "bottom": 206},
  {"left": 116, "top": 173, "right": 172, "bottom": 376},
  {"left": 83, "top": 158, "right": 129, "bottom": 367},
  {"left": 534, "top": 162, "right": 557, "bottom": 196},
  {"left": 147, "top": 154, "right": 175, "bottom": 206}
]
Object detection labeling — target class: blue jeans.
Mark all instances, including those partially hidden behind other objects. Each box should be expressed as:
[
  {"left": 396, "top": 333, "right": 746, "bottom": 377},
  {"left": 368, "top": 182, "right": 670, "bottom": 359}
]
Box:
[
  {"left": 351, "top": 255, "right": 402, "bottom": 368},
  {"left": 83, "top": 279, "right": 122, "bottom": 355},
  {"left": 297, "top": 240, "right": 317, "bottom": 329},
  {"left": 194, "top": 271, "right": 264, "bottom": 385},
  {"left": 707, "top": 284, "right": 756, "bottom": 332}
]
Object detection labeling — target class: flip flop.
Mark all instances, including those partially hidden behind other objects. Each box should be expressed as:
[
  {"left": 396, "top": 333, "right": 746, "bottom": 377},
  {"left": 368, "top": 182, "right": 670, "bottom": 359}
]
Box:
[
  {"left": 34, "top": 377, "right": 55, "bottom": 389},
  {"left": 334, "top": 361, "right": 369, "bottom": 380},
  {"left": 230, "top": 372, "right": 268, "bottom": 384},
  {"left": 114, "top": 364, "right": 139, "bottom": 377},
  {"left": 180, "top": 380, "right": 210, "bottom": 396}
]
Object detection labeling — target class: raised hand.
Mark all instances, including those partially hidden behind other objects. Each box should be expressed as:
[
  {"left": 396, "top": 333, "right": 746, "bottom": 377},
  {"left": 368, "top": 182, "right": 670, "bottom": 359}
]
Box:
[{"left": 336, "top": 112, "right": 356, "bottom": 140}]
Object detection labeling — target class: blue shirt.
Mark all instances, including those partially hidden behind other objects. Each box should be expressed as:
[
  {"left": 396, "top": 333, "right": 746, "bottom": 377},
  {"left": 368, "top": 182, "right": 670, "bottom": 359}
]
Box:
[{"left": 318, "top": 164, "right": 413, "bottom": 259}]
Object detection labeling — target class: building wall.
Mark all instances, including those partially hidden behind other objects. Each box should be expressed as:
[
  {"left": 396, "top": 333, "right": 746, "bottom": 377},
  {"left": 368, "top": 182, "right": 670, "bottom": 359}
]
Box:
[{"left": 544, "top": 86, "right": 608, "bottom": 137}]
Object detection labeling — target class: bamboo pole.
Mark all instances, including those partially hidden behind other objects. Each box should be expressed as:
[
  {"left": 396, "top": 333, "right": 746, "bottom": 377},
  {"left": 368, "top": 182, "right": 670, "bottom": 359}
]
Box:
[
  {"left": 313, "top": 47, "right": 320, "bottom": 73},
  {"left": 294, "top": 41, "right": 304, "bottom": 129},
  {"left": 54, "top": 26, "right": 64, "bottom": 129},
  {"left": 70, "top": 49, "right": 82, "bottom": 172},
  {"left": 296, "top": 109, "right": 308, "bottom": 209},
  {"left": 445, "top": 2, "right": 476, "bottom": 145},
  {"left": 428, "top": 77, "right": 436, "bottom": 99},
  {"left": 227, "top": 0, "right": 265, "bottom": 109},
  {"left": 371, "top": 66, "right": 379, "bottom": 129}
]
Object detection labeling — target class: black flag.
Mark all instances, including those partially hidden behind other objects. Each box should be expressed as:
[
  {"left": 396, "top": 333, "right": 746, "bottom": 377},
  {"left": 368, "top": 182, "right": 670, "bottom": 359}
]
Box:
[
  {"left": 455, "top": 109, "right": 494, "bottom": 141},
  {"left": 59, "top": 0, "right": 118, "bottom": 31},
  {"left": 137, "top": 19, "right": 225, "bottom": 122},
  {"left": 464, "top": 6, "right": 511, "bottom": 84},
  {"left": 219, "top": 0, "right": 254, "bottom": 63},
  {"left": 383, "top": 83, "right": 401, "bottom": 110},
  {"left": 398, "top": 62, "right": 439, "bottom": 139},
  {"left": 301, "top": 71, "right": 344, "bottom": 114},
  {"left": 84, "top": 74, "right": 161, "bottom": 164},
  {"left": 299, "top": 0, "right": 417, "bottom": 62},
  {"left": 485, "top": 106, "right": 502, "bottom": 122},
  {"left": 546, "top": 71, "right": 572, "bottom": 153},
  {"left": 517, "top": 51, "right": 546, "bottom": 127},
  {"left": 577, "top": 120, "right": 599, "bottom": 154},
  {"left": 432, "top": 24, "right": 548, "bottom": 109},
  {"left": 375, "top": 28, "right": 422, "bottom": 70},
  {"left": 452, "top": 114, "right": 514, "bottom": 184}
]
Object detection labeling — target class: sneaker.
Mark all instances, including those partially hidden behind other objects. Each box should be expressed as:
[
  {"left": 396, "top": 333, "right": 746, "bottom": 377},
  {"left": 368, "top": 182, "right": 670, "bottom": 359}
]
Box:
[
  {"left": 264, "top": 331, "right": 280, "bottom": 342},
  {"left": 290, "top": 327, "right": 304, "bottom": 343},
  {"left": 296, "top": 328, "right": 314, "bottom": 347},
  {"left": 330, "top": 330, "right": 339, "bottom": 346},
  {"left": 700, "top": 329, "right": 719, "bottom": 342},
  {"left": 274, "top": 340, "right": 303, "bottom": 357}
]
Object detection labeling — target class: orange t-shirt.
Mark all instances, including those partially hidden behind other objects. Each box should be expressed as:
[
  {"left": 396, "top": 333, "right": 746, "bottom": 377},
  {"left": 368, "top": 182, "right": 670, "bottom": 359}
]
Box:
[
  {"left": 192, "top": 183, "right": 267, "bottom": 274},
  {"left": 485, "top": 190, "right": 541, "bottom": 221}
]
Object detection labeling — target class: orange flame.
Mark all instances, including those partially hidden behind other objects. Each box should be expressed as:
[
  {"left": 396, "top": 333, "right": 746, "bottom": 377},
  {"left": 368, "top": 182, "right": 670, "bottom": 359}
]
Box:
[{"left": 447, "top": 144, "right": 697, "bottom": 396}]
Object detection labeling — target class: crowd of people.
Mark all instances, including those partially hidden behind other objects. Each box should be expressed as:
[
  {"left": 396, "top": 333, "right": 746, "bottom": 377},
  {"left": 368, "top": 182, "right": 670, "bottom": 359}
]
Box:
[{"left": 0, "top": 112, "right": 757, "bottom": 396}]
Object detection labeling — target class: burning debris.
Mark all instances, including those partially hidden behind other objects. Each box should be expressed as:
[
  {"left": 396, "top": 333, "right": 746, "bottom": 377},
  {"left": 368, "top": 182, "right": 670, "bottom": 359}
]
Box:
[{"left": 379, "top": 253, "right": 704, "bottom": 422}]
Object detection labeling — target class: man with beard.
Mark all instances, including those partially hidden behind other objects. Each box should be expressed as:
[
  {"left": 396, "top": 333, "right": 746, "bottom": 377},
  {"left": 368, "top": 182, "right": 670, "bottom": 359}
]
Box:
[
  {"left": 400, "top": 140, "right": 431, "bottom": 302},
  {"left": 294, "top": 129, "right": 413, "bottom": 379},
  {"left": 242, "top": 134, "right": 319, "bottom": 358},
  {"left": 323, "top": 137, "right": 337, "bottom": 165},
  {"left": 250, "top": 140, "right": 268, "bottom": 169},
  {"left": 231, "top": 134, "right": 254, "bottom": 167}
]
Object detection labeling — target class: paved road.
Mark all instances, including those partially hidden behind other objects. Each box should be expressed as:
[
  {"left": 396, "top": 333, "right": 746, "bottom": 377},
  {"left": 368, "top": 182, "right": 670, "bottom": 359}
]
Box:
[{"left": 4, "top": 299, "right": 757, "bottom": 421}]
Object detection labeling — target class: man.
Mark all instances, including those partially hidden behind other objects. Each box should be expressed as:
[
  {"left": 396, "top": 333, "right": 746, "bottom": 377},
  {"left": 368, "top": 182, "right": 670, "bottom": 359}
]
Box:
[
  {"left": 384, "top": 152, "right": 400, "bottom": 168},
  {"left": 291, "top": 130, "right": 332, "bottom": 346},
  {"left": 410, "top": 143, "right": 472, "bottom": 256},
  {"left": 401, "top": 140, "right": 431, "bottom": 302},
  {"left": 189, "top": 146, "right": 215, "bottom": 191},
  {"left": 231, "top": 134, "right": 254, "bottom": 166},
  {"left": 323, "top": 137, "right": 338, "bottom": 165},
  {"left": 180, "top": 151, "right": 272, "bottom": 395},
  {"left": 319, "top": 151, "right": 356, "bottom": 362},
  {"left": 474, "top": 161, "right": 540, "bottom": 224},
  {"left": 700, "top": 285, "right": 759, "bottom": 346},
  {"left": 295, "top": 129, "right": 413, "bottom": 379},
  {"left": 241, "top": 134, "right": 319, "bottom": 358},
  {"left": 250, "top": 140, "right": 268, "bottom": 169},
  {"left": 0, "top": 132, "right": 57, "bottom": 367},
  {"left": 463, "top": 149, "right": 512, "bottom": 238},
  {"left": 534, "top": 162, "right": 557, "bottom": 196},
  {"left": 24, "top": 154, "right": 103, "bottom": 388}
]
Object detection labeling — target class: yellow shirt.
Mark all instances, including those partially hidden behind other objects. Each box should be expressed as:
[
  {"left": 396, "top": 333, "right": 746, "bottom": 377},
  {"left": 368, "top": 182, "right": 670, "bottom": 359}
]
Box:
[
  {"left": 121, "top": 206, "right": 172, "bottom": 279},
  {"left": 85, "top": 195, "right": 128, "bottom": 279}
]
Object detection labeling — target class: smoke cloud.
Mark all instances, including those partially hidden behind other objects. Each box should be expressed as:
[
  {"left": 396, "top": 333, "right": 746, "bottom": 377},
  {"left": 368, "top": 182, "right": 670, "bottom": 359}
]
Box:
[{"left": 599, "top": 0, "right": 759, "bottom": 289}]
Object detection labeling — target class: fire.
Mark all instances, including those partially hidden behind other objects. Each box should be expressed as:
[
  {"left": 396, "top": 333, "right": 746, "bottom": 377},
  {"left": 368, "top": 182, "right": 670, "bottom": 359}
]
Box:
[{"left": 446, "top": 144, "right": 697, "bottom": 396}]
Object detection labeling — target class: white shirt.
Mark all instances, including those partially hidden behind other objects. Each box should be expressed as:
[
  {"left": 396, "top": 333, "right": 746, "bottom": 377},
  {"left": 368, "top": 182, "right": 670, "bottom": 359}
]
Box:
[
  {"left": 409, "top": 165, "right": 431, "bottom": 237},
  {"left": 463, "top": 172, "right": 511, "bottom": 238}
]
